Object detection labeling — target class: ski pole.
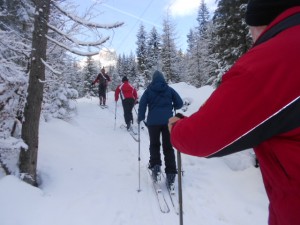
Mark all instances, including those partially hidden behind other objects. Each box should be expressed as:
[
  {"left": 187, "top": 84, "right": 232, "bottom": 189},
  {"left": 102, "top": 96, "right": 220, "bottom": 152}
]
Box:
[
  {"left": 134, "top": 106, "right": 146, "bottom": 130},
  {"left": 177, "top": 150, "right": 183, "bottom": 225},
  {"left": 137, "top": 121, "right": 142, "bottom": 192},
  {"left": 133, "top": 105, "right": 138, "bottom": 115},
  {"left": 114, "top": 101, "right": 117, "bottom": 130},
  {"left": 174, "top": 110, "right": 184, "bottom": 225}
]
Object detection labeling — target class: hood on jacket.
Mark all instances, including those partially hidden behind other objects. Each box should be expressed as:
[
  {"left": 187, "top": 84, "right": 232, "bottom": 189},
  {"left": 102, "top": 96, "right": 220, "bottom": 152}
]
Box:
[{"left": 150, "top": 70, "right": 168, "bottom": 92}]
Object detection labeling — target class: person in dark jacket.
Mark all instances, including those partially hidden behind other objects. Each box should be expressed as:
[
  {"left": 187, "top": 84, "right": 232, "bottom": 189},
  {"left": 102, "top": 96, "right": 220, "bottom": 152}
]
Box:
[
  {"left": 92, "top": 67, "right": 111, "bottom": 106},
  {"left": 115, "top": 76, "right": 138, "bottom": 130},
  {"left": 169, "top": 1, "right": 300, "bottom": 225},
  {"left": 138, "top": 70, "right": 183, "bottom": 187}
]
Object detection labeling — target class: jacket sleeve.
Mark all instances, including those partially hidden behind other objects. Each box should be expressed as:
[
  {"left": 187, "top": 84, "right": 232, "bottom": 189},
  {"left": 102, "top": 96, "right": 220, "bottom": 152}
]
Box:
[
  {"left": 115, "top": 86, "right": 120, "bottom": 101},
  {"left": 171, "top": 88, "right": 183, "bottom": 110},
  {"left": 133, "top": 88, "right": 138, "bottom": 100},
  {"left": 170, "top": 64, "right": 300, "bottom": 158},
  {"left": 138, "top": 91, "right": 148, "bottom": 122},
  {"left": 92, "top": 75, "right": 99, "bottom": 84}
]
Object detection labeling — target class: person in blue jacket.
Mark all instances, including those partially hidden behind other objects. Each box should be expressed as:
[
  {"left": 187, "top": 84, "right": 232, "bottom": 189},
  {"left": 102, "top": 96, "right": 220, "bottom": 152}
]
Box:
[{"left": 138, "top": 70, "right": 183, "bottom": 187}]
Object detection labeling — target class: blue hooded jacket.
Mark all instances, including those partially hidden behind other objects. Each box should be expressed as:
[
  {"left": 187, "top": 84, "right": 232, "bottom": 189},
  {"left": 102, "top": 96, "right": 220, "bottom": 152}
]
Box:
[{"left": 138, "top": 71, "right": 183, "bottom": 126}]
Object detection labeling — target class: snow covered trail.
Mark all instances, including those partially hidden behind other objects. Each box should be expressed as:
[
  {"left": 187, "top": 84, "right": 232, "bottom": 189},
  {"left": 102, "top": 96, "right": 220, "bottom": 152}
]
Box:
[
  {"left": 37, "top": 96, "right": 180, "bottom": 225},
  {"left": 0, "top": 84, "right": 269, "bottom": 225}
]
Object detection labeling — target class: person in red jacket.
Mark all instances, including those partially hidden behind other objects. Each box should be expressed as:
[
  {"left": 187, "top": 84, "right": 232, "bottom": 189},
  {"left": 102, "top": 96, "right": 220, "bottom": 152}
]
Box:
[
  {"left": 115, "top": 76, "right": 138, "bottom": 130},
  {"left": 92, "top": 67, "right": 111, "bottom": 106},
  {"left": 169, "top": 1, "right": 300, "bottom": 225}
]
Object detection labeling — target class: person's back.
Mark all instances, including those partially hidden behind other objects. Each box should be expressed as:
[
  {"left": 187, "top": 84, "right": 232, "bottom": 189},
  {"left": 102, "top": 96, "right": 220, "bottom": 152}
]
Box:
[
  {"left": 92, "top": 68, "right": 111, "bottom": 106},
  {"left": 115, "top": 80, "right": 137, "bottom": 101},
  {"left": 169, "top": 2, "right": 300, "bottom": 225},
  {"left": 245, "top": 6, "right": 300, "bottom": 225},
  {"left": 97, "top": 68, "right": 110, "bottom": 87},
  {"left": 138, "top": 71, "right": 183, "bottom": 126},
  {"left": 115, "top": 76, "right": 137, "bottom": 129},
  {"left": 138, "top": 70, "right": 183, "bottom": 187}
]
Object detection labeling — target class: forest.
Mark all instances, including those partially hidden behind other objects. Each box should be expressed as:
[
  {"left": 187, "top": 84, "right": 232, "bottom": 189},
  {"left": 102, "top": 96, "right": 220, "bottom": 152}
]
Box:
[{"left": 0, "top": 0, "right": 251, "bottom": 186}]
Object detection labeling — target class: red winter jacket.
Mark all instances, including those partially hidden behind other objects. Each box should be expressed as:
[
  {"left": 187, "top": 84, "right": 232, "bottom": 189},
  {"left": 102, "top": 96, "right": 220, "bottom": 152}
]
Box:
[
  {"left": 115, "top": 81, "right": 138, "bottom": 101},
  {"left": 170, "top": 7, "right": 300, "bottom": 225}
]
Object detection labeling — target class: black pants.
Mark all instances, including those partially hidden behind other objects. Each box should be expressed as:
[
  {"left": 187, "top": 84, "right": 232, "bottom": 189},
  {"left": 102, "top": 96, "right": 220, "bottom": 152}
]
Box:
[
  {"left": 98, "top": 85, "right": 107, "bottom": 104},
  {"left": 122, "top": 98, "right": 135, "bottom": 125},
  {"left": 148, "top": 125, "right": 177, "bottom": 174}
]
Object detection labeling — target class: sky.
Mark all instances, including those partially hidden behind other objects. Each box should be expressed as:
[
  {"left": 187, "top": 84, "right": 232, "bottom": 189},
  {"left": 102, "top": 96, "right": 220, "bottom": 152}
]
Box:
[
  {"left": 0, "top": 83, "right": 269, "bottom": 225},
  {"left": 72, "top": 0, "right": 217, "bottom": 56}
]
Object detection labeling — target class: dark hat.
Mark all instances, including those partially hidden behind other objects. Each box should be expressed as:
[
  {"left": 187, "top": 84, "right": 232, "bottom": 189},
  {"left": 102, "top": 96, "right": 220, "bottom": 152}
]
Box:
[
  {"left": 245, "top": 0, "right": 300, "bottom": 26},
  {"left": 122, "top": 76, "right": 128, "bottom": 82}
]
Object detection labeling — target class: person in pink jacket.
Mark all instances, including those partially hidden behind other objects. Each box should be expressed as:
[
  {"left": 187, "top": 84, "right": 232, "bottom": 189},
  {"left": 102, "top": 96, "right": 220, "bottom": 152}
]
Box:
[
  {"left": 115, "top": 76, "right": 138, "bottom": 130},
  {"left": 169, "top": 1, "right": 300, "bottom": 225}
]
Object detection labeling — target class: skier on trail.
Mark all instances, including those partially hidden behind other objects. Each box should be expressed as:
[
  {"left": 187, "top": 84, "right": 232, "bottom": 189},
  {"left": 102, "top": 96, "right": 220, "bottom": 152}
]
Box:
[
  {"left": 138, "top": 70, "right": 183, "bottom": 188},
  {"left": 92, "top": 67, "right": 111, "bottom": 106},
  {"left": 168, "top": 1, "right": 300, "bottom": 225},
  {"left": 115, "top": 76, "right": 138, "bottom": 130}
]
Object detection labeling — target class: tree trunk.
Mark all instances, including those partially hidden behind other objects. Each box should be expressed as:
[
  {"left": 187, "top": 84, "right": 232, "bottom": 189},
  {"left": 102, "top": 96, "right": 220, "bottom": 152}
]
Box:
[{"left": 19, "top": 0, "right": 51, "bottom": 186}]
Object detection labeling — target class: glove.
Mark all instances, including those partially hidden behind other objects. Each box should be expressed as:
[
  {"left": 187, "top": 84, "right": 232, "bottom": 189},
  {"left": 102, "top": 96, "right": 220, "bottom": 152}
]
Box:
[{"left": 175, "top": 113, "right": 185, "bottom": 119}]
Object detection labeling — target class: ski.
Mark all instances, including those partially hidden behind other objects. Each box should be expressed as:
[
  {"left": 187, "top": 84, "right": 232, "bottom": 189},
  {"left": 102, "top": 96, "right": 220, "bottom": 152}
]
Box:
[
  {"left": 99, "top": 105, "right": 108, "bottom": 109},
  {"left": 162, "top": 173, "right": 180, "bottom": 215},
  {"left": 120, "top": 124, "right": 139, "bottom": 142},
  {"left": 147, "top": 168, "right": 170, "bottom": 213}
]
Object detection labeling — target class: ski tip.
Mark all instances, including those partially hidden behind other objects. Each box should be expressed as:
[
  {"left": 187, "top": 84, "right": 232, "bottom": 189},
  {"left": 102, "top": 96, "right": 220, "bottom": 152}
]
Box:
[{"left": 156, "top": 189, "right": 162, "bottom": 193}]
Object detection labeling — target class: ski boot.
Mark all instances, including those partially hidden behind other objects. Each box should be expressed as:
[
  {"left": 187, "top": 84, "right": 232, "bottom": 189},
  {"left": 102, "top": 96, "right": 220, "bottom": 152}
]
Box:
[
  {"left": 166, "top": 173, "right": 176, "bottom": 191},
  {"left": 150, "top": 165, "right": 161, "bottom": 182}
]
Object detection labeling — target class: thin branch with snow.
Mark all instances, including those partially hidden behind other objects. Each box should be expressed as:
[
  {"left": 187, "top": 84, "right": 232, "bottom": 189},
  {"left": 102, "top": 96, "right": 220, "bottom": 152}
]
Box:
[
  {"left": 52, "top": 2, "right": 124, "bottom": 30},
  {"left": 41, "top": 58, "right": 62, "bottom": 75},
  {"left": 46, "top": 35, "right": 100, "bottom": 56},
  {"left": 47, "top": 23, "right": 109, "bottom": 47}
]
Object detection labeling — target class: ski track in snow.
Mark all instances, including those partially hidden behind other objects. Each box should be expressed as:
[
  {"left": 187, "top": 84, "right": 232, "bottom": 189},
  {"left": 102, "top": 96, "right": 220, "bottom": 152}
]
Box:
[
  {"left": 0, "top": 85, "right": 268, "bottom": 225},
  {"left": 38, "top": 95, "right": 180, "bottom": 225}
]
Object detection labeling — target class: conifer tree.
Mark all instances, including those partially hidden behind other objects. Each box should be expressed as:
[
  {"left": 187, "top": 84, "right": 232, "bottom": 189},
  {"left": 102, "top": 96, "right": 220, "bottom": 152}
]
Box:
[
  {"left": 83, "top": 56, "right": 100, "bottom": 97},
  {"left": 161, "top": 18, "right": 179, "bottom": 83},
  {"left": 146, "top": 26, "right": 161, "bottom": 84},
  {"left": 186, "top": 29, "right": 198, "bottom": 85},
  {"left": 127, "top": 52, "right": 138, "bottom": 86},
  {"left": 136, "top": 24, "right": 148, "bottom": 87},
  {"left": 212, "top": 0, "right": 251, "bottom": 74},
  {"left": 187, "top": 0, "right": 211, "bottom": 87}
]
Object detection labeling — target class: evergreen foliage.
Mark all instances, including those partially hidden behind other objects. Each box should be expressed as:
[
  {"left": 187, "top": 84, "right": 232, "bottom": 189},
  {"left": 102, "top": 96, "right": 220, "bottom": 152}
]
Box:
[
  {"left": 82, "top": 56, "right": 100, "bottom": 97},
  {"left": 0, "top": 0, "right": 33, "bottom": 175},
  {"left": 146, "top": 27, "right": 161, "bottom": 84},
  {"left": 136, "top": 24, "right": 148, "bottom": 86},
  {"left": 212, "top": 0, "right": 252, "bottom": 75},
  {"left": 161, "top": 18, "right": 179, "bottom": 83}
]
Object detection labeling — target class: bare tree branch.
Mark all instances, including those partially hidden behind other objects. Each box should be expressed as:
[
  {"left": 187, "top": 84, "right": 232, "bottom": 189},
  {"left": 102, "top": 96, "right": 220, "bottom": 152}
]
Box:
[
  {"left": 52, "top": 2, "right": 124, "bottom": 30},
  {"left": 41, "top": 58, "right": 62, "bottom": 75},
  {"left": 46, "top": 35, "right": 100, "bottom": 56},
  {"left": 47, "top": 23, "right": 109, "bottom": 47}
]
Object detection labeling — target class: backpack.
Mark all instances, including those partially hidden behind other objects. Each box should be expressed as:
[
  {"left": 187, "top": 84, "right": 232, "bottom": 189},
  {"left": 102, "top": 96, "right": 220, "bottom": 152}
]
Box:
[{"left": 98, "top": 73, "right": 108, "bottom": 86}]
